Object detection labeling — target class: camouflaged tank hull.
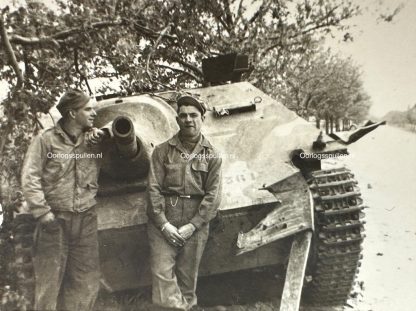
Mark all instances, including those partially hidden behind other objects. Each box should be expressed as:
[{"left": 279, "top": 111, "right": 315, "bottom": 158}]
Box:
[{"left": 90, "top": 82, "right": 383, "bottom": 305}]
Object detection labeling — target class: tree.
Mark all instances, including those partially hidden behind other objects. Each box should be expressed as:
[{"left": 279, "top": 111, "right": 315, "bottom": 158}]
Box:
[
  {"left": 279, "top": 48, "right": 370, "bottom": 130},
  {"left": 0, "top": 0, "right": 361, "bottom": 201},
  {"left": 0, "top": 0, "right": 362, "bottom": 307},
  {"left": 405, "top": 104, "right": 416, "bottom": 131}
]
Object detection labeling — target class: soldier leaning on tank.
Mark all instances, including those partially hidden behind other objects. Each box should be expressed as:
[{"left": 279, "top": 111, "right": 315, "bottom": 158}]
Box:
[
  {"left": 147, "top": 95, "right": 222, "bottom": 310},
  {"left": 21, "top": 90, "right": 112, "bottom": 311}
]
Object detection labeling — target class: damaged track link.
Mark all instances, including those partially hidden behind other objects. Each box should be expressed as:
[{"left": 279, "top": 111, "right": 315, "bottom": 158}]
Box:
[
  {"left": 12, "top": 213, "right": 36, "bottom": 307},
  {"left": 305, "top": 167, "right": 365, "bottom": 306}
]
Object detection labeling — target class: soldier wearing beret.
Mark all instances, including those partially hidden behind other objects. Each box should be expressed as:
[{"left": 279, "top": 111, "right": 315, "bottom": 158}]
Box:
[
  {"left": 147, "top": 95, "right": 222, "bottom": 310},
  {"left": 22, "top": 90, "right": 109, "bottom": 311}
]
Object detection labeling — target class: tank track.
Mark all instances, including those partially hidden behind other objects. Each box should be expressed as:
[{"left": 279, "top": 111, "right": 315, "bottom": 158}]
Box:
[
  {"left": 305, "top": 167, "right": 365, "bottom": 306},
  {"left": 12, "top": 213, "right": 36, "bottom": 307}
]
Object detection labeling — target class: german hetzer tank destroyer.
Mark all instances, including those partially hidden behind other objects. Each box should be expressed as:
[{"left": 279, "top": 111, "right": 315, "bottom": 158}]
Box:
[{"left": 13, "top": 55, "right": 385, "bottom": 310}]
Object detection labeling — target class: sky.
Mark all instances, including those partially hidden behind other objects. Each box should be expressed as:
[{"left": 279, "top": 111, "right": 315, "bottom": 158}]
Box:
[
  {"left": 1, "top": 0, "right": 415, "bottom": 118},
  {"left": 325, "top": 0, "right": 416, "bottom": 117}
]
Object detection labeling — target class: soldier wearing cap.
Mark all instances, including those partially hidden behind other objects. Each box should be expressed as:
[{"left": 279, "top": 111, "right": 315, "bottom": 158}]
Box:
[
  {"left": 147, "top": 95, "right": 222, "bottom": 310},
  {"left": 22, "top": 89, "right": 109, "bottom": 311}
]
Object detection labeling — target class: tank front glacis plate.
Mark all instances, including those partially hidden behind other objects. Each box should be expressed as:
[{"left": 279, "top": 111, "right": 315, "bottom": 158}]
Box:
[{"left": 187, "top": 82, "right": 326, "bottom": 211}]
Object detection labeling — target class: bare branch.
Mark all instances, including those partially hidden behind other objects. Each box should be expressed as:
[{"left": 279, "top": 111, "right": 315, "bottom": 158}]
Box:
[
  {"left": 235, "top": 0, "right": 244, "bottom": 24},
  {"left": 9, "top": 34, "right": 61, "bottom": 48},
  {"left": 9, "top": 19, "right": 177, "bottom": 48},
  {"left": 223, "top": 0, "right": 234, "bottom": 27},
  {"left": 52, "top": 20, "right": 124, "bottom": 39},
  {"left": 260, "top": 40, "right": 300, "bottom": 57},
  {"left": 267, "top": 5, "right": 341, "bottom": 41},
  {"left": 214, "top": 13, "right": 231, "bottom": 34},
  {"left": 74, "top": 49, "right": 92, "bottom": 95},
  {"left": 243, "top": 0, "right": 269, "bottom": 31},
  {"left": 132, "top": 21, "right": 177, "bottom": 41},
  {"left": 90, "top": 72, "right": 120, "bottom": 79},
  {"left": 294, "top": 23, "right": 330, "bottom": 38},
  {"left": 1, "top": 14, "right": 24, "bottom": 89},
  {"left": 146, "top": 24, "right": 174, "bottom": 90},
  {"left": 157, "top": 64, "right": 200, "bottom": 81},
  {"left": 27, "top": 80, "right": 63, "bottom": 88},
  {"left": 171, "top": 57, "right": 203, "bottom": 77},
  {"left": 23, "top": 49, "right": 30, "bottom": 86}
]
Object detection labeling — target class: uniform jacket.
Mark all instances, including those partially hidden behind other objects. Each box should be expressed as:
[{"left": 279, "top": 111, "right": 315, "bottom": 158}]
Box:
[
  {"left": 147, "top": 133, "right": 222, "bottom": 229},
  {"left": 22, "top": 120, "right": 107, "bottom": 218}
]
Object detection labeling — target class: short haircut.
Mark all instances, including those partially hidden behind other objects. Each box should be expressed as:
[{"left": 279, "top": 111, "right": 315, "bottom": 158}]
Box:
[
  {"left": 56, "top": 89, "right": 90, "bottom": 116},
  {"left": 177, "top": 95, "right": 206, "bottom": 115}
]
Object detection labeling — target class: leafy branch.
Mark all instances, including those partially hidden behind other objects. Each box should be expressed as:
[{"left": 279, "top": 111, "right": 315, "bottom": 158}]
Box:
[{"left": 1, "top": 13, "right": 24, "bottom": 89}]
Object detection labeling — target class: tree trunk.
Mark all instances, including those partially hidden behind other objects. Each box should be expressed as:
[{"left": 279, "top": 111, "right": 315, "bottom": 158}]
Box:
[
  {"left": 330, "top": 117, "right": 334, "bottom": 134},
  {"left": 335, "top": 118, "right": 340, "bottom": 132},
  {"left": 316, "top": 118, "right": 320, "bottom": 129},
  {"left": 0, "top": 123, "right": 13, "bottom": 224},
  {"left": 0, "top": 120, "right": 32, "bottom": 224},
  {"left": 325, "top": 117, "right": 329, "bottom": 134}
]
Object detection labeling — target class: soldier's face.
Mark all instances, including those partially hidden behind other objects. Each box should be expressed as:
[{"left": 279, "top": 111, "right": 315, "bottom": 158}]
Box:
[
  {"left": 176, "top": 105, "right": 204, "bottom": 138},
  {"left": 72, "top": 100, "right": 97, "bottom": 130}
]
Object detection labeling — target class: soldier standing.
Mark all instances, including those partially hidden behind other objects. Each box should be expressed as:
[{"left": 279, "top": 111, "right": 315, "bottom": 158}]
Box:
[
  {"left": 22, "top": 90, "right": 109, "bottom": 311},
  {"left": 147, "top": 95, "right": 222, "bottom": 310}
]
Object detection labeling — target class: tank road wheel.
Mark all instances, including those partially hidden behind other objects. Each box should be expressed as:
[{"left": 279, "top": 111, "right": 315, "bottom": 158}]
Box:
[
  {"left": 304, "top": 167, "right": 365, "bottom": 306},
  {"left": 12, "top": 213, "right": 36, "bottom": 307}
]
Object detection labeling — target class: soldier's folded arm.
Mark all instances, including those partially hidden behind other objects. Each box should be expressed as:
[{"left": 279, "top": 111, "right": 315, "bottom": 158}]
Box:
[
  {"left": 190, "top": 153, "right": 222, "bottom": 230},
  {"left": 21, "top": 134, "right": 52, "bottom": 219}
]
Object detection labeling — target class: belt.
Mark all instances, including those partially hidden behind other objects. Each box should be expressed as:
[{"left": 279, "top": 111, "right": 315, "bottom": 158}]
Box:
[
  {"left": 162, "top": 192, "right": 204, "bottom": 199},
  {"left": 178, "top": 194, "right": 203, "bottom": 199}
]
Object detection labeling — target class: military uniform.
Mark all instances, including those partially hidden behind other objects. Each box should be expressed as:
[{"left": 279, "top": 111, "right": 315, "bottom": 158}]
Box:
[
  {"left": 147, "top": 133, "right": 222, "bottom": 310},
  {"left": 22, "top": 120, "right": 106, "bottom": 311}
]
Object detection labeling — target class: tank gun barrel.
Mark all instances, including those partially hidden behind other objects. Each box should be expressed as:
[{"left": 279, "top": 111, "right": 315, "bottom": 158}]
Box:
[
  {"left": 100, "top": 116, "right": 150, "bottom": 181},
  {"left": 112, "top": 116, "right": 138, "bottom": 158}
]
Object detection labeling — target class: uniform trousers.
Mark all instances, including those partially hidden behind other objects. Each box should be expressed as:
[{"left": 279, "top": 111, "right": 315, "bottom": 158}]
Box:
[
  {"left": 32, "top": 208, "right": 100, "bottom": 311},
  {"left": 148, "top": 221, "right": 209, "bottom": 311}
]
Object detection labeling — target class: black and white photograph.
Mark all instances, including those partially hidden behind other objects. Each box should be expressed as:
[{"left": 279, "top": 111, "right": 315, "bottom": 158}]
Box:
[{"left": 0, "top": 0, "right": 415, "bottom": 310}]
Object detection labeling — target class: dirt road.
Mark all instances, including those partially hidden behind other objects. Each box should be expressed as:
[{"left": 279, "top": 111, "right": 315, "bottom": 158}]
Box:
[{"left": 332, "top": 125, "right": 416, "bottom": 311}]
